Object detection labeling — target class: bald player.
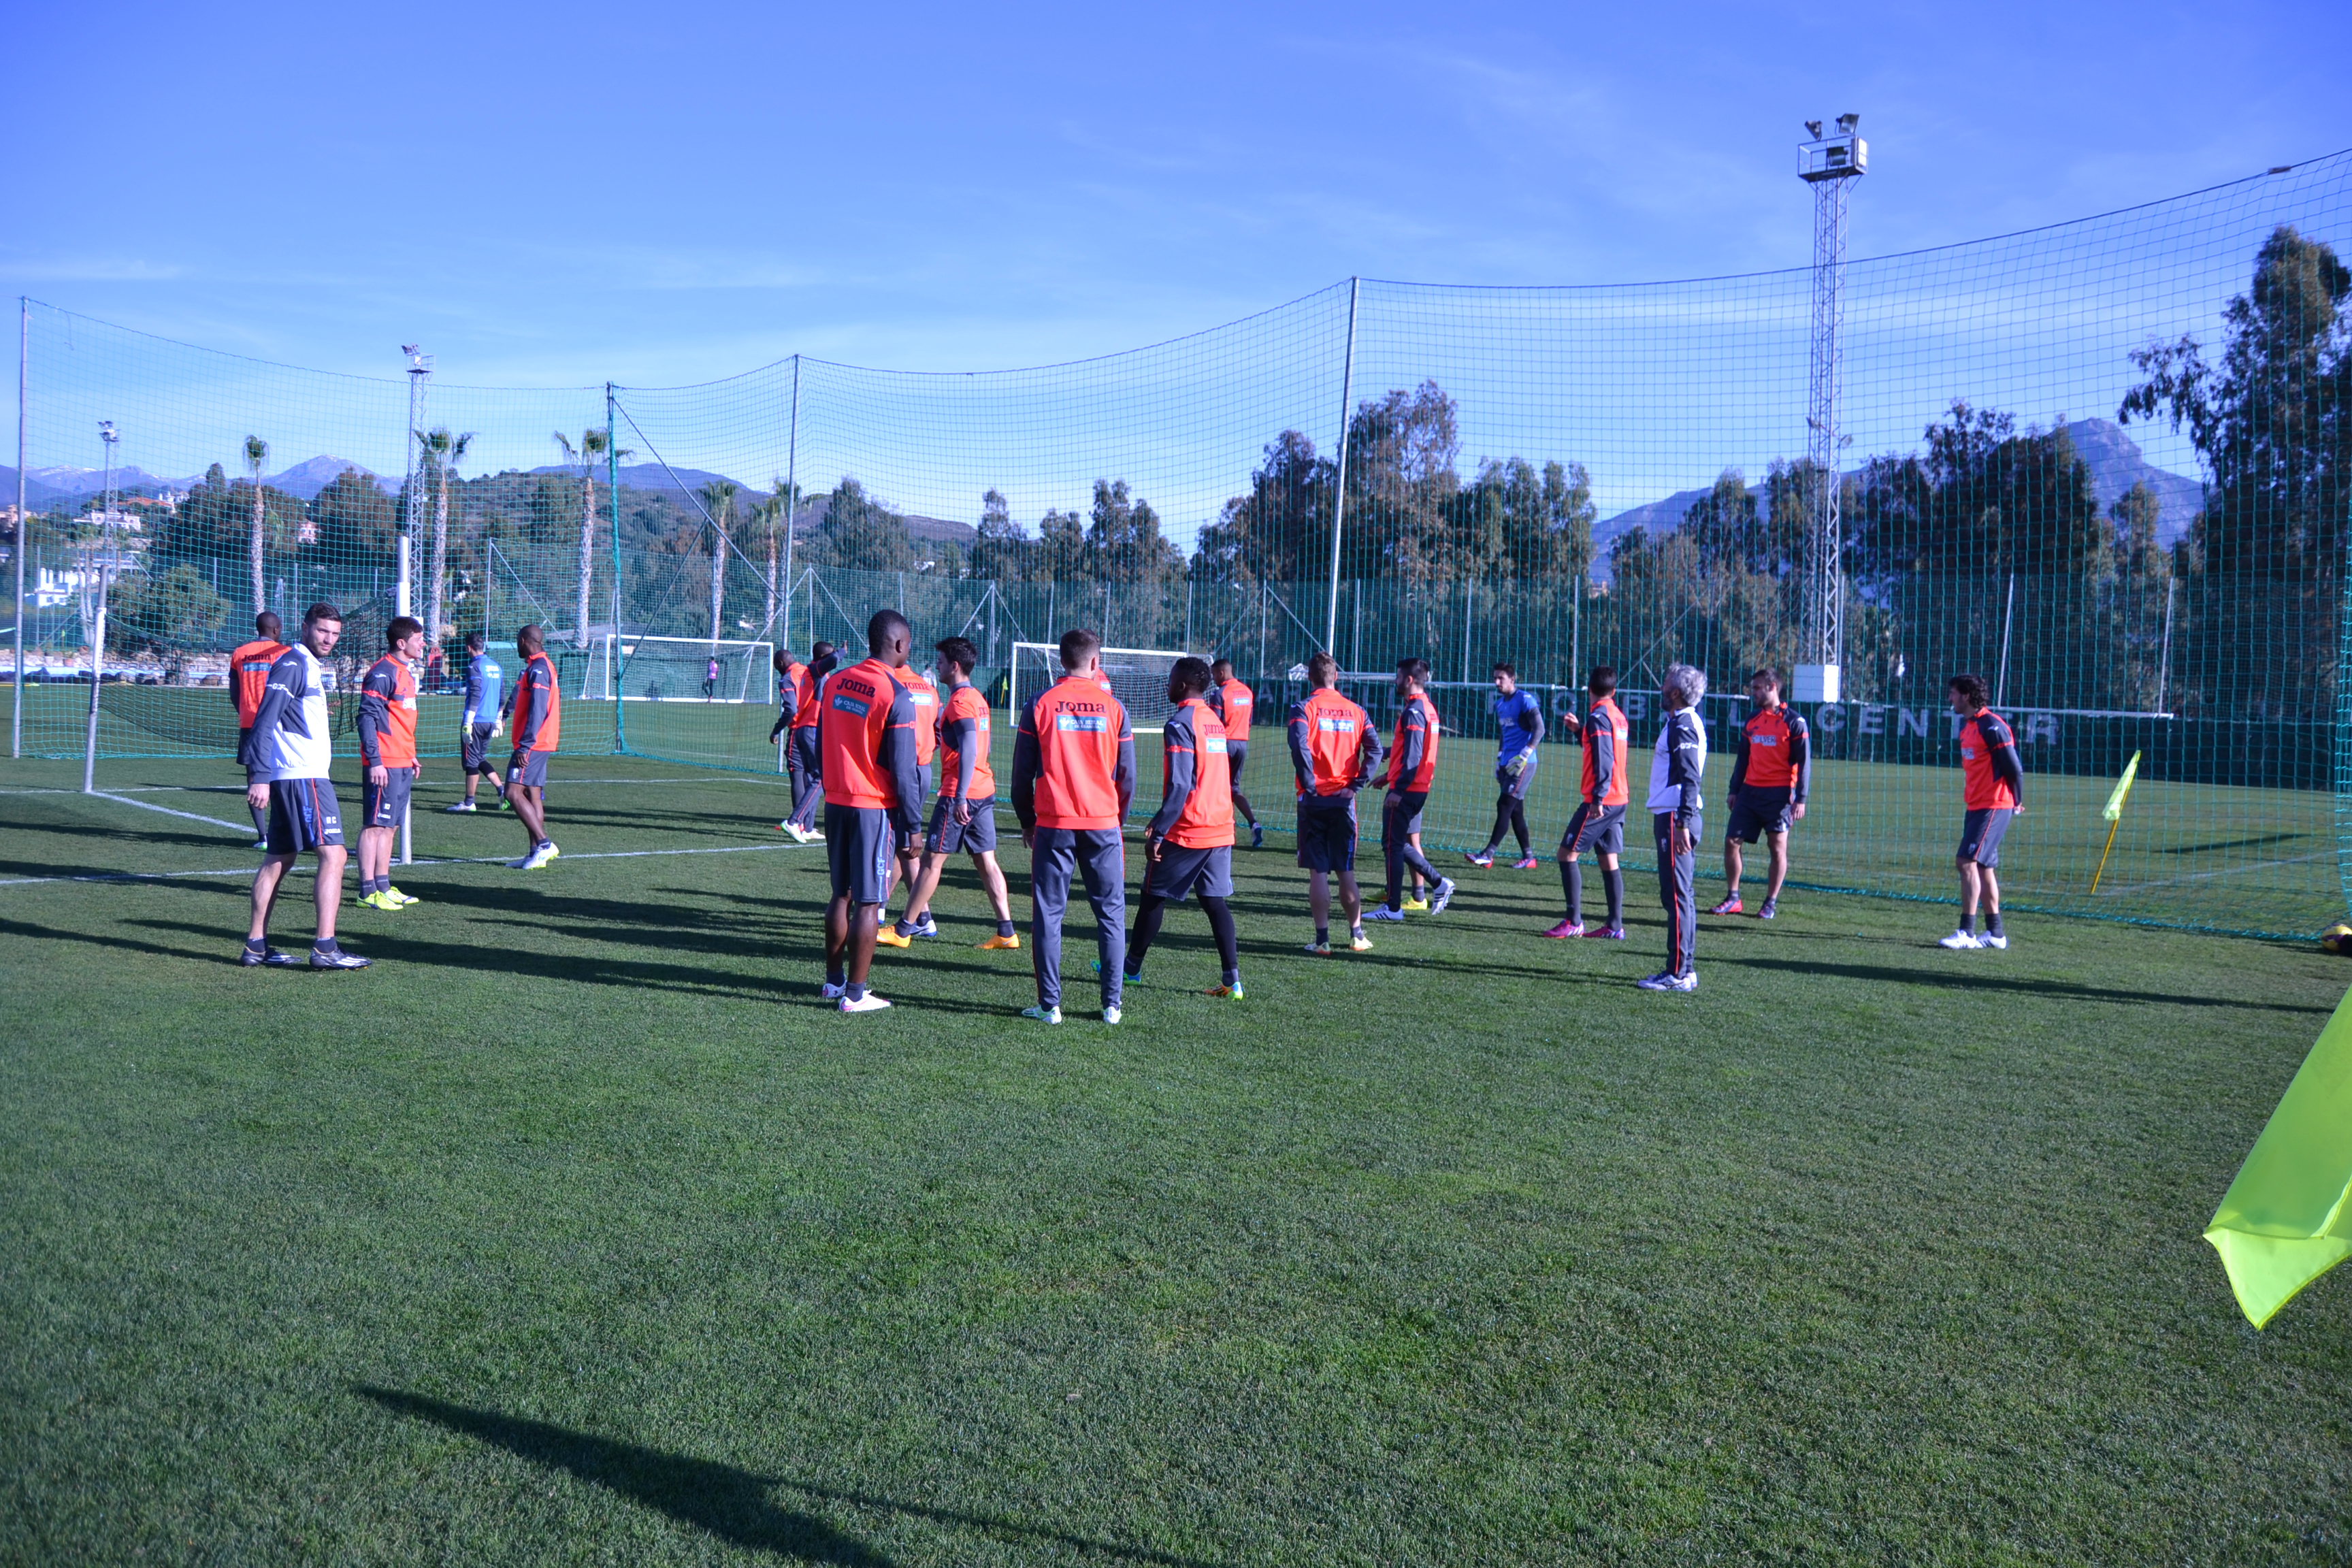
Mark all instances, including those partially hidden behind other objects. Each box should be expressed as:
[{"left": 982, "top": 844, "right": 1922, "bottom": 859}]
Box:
[
  {"left": 1288, "top": 650, "right": 1382, "bottom": 954},
  {"left": 229, "top": 610, "right": 288, "bottom": 847},
  {"left": 1011, "top": 627, "right": 1136, "bottom": 1024},
  {"left": 1205, "top": 658, "right": 1264, "bottom": 850},
  {"left": 817, "top": 611, "right": 926, "bottom": 1012}
]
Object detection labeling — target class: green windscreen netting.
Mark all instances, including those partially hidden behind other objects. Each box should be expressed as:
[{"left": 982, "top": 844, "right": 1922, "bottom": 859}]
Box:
[{"left": 10, "top": 153, "right": 2350, "bottom": 937}]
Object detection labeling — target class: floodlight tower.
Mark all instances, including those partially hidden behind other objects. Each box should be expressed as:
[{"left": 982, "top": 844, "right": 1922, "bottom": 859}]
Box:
[
  {"left": 1795, "top": 113, "right": 1866, "bottom": 706},
  {"left": 399, "top": 344, "right": 431, "bottom": 620}
]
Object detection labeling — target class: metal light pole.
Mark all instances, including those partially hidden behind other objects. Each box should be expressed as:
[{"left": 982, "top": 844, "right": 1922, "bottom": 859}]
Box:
[
  {"left": 1795, "top": 114, "right": 1866, "bottom": 707},
  {"left": 12, "top": 299, "right": 26, "bottom": 758},
  {"left": 1322, "top": 277, "right": 1359, "bottom": 655},
  {"left": 81, "top": 420, "right": 118, "bottom": 792},
  {"left": 399, "top": 345, "right": 430, "bottom": 620}
]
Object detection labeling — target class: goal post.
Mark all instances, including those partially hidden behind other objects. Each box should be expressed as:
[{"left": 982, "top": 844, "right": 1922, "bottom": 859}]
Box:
[
  {"left": 1008, "top": 641, "right": 1191, "bottom": 734},
  {"left": 610, "top": 636, "right": 775, "bottom": 704}
]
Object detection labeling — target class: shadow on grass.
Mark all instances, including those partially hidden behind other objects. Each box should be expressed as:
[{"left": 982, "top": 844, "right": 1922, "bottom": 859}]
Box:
[
  {"left": 1716, "top": 953, "right": 2334, "bottom": 1013},
  {"left": 356, "top": 1385, "right": 1226, "bottom": 1567},
  {"left": 0, "top": 914, "right": 221, "bottom": 964}
]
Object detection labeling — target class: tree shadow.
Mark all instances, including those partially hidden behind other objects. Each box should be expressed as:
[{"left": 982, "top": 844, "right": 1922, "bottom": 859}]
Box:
[
  {"left": 355, "top": 1385, "right": 1228, "bottom": 1567},
  {"left": 1715, "top": 953, "right": 2333, "bottom": 1014},
  {"left": 0, "top": 914, "right": 223, "bottom": 964}
]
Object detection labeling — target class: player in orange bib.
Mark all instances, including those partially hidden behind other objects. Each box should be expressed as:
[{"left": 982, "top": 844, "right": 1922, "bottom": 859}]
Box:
[
  {"left": 1010, "top": 628, "right": 1136, "bottom": 1024},
  {"left": 1117, "top": 655, "right": 1243, "bottom": 997},
  {"left": 1545, "top": 664, "right": 1633, "bottom": 940},
  {"left": 355, "top": 616, "right": 426, "bottom": 911},
  {"left": 1287, "top": 651, "right": 1382, "bottom": 954},
  {"left": 503, "top": 624, "right": 563, "bottom": 870},
  {"left": 1365, "top": 657, "right": 1454, "bottom": 921},
  {"left": 229, "top": 610, "right": 287, "bottom": 847},
  {"left": 1940, "top": 671, "right": 2024, "bottom": 951},
  {"left": 817, "top": 612, "right": 927, "bottom": 1012},
  {"left": 894, "top": 636, "right": 1020, "bottom": 949},
  {"left": 875, "top": 658, "right": 942, "bottom": 943},
  {"left": 1206, "top": 658, "right": 1264, "bottom": 850},
  {"left": 1714, "top": 668, "right": 1811, "bottom": 920}
]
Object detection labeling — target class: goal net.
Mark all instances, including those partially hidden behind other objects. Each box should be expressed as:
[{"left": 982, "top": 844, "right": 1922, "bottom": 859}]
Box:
[
  {"left": 612, "top": 636, "right": 773, "bottom": 704},
  {"left": 1009, "top": 642, "right": 1190, "bottom": 735}
]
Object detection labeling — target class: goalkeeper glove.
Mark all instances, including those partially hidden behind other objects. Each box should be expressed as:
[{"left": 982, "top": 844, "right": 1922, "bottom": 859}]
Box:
[{"left": 1504, "top": 751, "right": 1531, "bottom": 779}]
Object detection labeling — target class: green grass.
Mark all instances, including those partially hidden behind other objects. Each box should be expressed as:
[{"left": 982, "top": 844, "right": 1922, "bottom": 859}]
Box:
[{"left": 4, "top": 753, "right": 2351, "bottom": 1565}]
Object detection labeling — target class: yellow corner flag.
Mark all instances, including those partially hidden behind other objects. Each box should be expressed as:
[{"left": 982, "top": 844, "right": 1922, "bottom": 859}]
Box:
[
  {"left": 2102, "top": 749, "right": 2142, "bottom": 821},
  {"left": 2205, "top": 984, "right": 2352, "bottom": 1326}
]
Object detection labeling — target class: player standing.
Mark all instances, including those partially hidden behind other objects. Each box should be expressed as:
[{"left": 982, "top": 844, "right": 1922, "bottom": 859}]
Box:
[
  {"left": 1365, "top": 656, "right": 1453, "bottom": 921},
  {"left": 1206, "top": 658, "right": 1264, "bottom": 850},
  {"left": 1713, "top": 668, "right": 1810, "bottom": 919},
  {"left": 1639, "top": 663, "right": 1709, "bottom": 992},
  {"left": 229, "top": 610, "right": 287, "bottom": 847},
  {"left": 447, "top": 630, "right": 506, "bottom": 813},
  {"left": 504, "top": 624, "right": 561, "bottom": 870},
  {"left": 1545, "top": 664, "right": 1631, "bottom": 941},
  {"left": 241, "top": 603, "right": 368, "bottom": 969},
  {"left": 1288, "top": 651, "right": 1382, "bottom": 954},
  {"left": 702, "top": 654, "right": 719, "bottom": 700},
  {"left": 894, "top": 636, "right": 1021, "bottom": 949},
  {"left": 1009, "top": 628, "right": 1135, "bottom": 1024},
  {"left": 1119, "top": 656, "right": 1243, "bottom": 996},
  {"left": 1940, "top": 672, "right": 2023, "bottom": 951},
  {"left": 876, "top": 656, "right": 942, "bottom": 945},
  {"left": 355, "top": 616, "right": 425, "bottom": 913},
  {"left": 817, "top": 612, "right": 926, "bottom": 1012},
  {"left": 781, "top": 640, "right": 835, "bottom": 839},
  {"left": 769, "top": 646, "right": 815, "bottom": 839},
  {"left": 1466, "top": 661, "right": 1544, "bottom": 868}
]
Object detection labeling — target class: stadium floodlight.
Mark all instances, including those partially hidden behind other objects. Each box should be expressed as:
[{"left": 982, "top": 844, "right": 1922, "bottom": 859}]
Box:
[{"left": 1795, "top": 113, "right": 1867, "bottom": 708}]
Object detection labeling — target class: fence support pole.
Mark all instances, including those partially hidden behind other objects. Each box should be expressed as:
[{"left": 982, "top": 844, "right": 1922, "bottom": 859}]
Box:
[
  {"left": 781, "top": 355, "right": 798, "bottom": 657},
  {"left": 1322, "top": 276, "right": 1360, "bottom": 654},
  {"left": 2155, "top": 574, "right": 2175, "bottom": 713},
  {"left": 1995, "top": 571, "right": 2016, "bottom": 708},
  {"left": 606, "top": 383, "right": 625, "bottom": 749},
  {"left": 12, "top": 299, "right": 24, "bottom": 758}
]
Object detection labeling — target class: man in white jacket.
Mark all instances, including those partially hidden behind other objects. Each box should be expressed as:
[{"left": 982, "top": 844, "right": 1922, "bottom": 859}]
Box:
[
  {"left": 242, "top": 603, "right": 370, "bottom": 970},
  {"left": 1639, "top": 663, "right": 1709, "bottom": 993}
]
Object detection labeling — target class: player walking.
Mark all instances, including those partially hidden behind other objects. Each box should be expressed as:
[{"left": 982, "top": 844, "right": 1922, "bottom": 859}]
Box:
[
  {"left": 1289, "top": 651, "right": 1382, "bottom": 954},
  {"left": 1466, "top": 661, "right": 1544, "bottom": 868},
  {"left": 780, "top": 641, "right": 835, "bottom": 839},
  {"left": 1117, "top": 656, "right": 1244, "bottom": 996},
  {"left": 355, "top": 616, "right": 425, "bottom": 912},
  {"left": 241, "top": 603, "right": 368, "bottom": 969},
  {"left": 1639, "top": 663, "right": 1709, "bottom": 992},
  {"left": 1545, "top": 664, "right": 1631, "bottom": 941},
  {"left": 702, "top": 655, "right": 719, "bottom": 700},
  {"left": 894, "top": 636, "right": 1021, "bottom": 950},
  {"left": 504, "top": 624, "right": 562, "bottom": 870},
  {"left": 229, "top": 610, "right": 287, "bottom": 847},
  {"left": 1206, "top": 658, "right": 1264, "bottom": 850},
  {"left": 1713, "top": 668, "right": 1810, "bottom": 919},
  {"left": 769, "top": 646, "right": 817, "bottom": 840},
  {"left": 817, "top": 612, "right": 926, "bottom": 1013},
  {"left": 447, "top": 631, "right": 506, "bottom": 813},
  {"left": 1009, "top": 629, "right": 1136, "bottom": 1024},
  {"left": 1940, "top": 672, "right": 2024, "bottom": 951},
  {"left": 1365, "top": 657, "right": 1453, "bottom": 921},
  {"left": 876, "top": 657, "right": 942, "bottom": 945}
]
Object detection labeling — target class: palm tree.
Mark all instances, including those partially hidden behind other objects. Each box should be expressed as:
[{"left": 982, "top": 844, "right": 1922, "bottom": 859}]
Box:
[
  {"left": 699, "top": 479, "right": 738, "bottom": 648},
  {"left": 752, "top": 478, "right": 799, "bottom": 641},
  {"left": 414, "top": 427, "right": 475, "bottom": 649},
  {"left": 244, "top": 435, "right": 268, "bottom": 612},
  {"left": 553, "top": 427, "right": 628, "bottom": 649}
]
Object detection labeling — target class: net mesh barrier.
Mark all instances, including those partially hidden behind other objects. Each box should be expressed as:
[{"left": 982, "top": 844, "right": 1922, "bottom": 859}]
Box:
[
  {"left": 10, "top": 153, "right": 2350, "bottom": 936},
  {"left": 1010, "top": 643, "right": 1189, "bottom": 734}
]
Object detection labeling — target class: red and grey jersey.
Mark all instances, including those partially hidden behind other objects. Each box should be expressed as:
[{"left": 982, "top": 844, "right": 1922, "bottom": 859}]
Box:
[
  {"left": 1288, "top": 687, "right": 1380, "bottom": 798},
  {"left": 1729, "top": 703, "right": 1810, "bottom": 801},
  {"left": 1148, "top": 696, "right": 1235, "bottom": 849},
  {"left": 1384, "top": 693, "right": 1440, "bottom": 791},
  {"left": 357, "top": 655, "right": 419, "bottom": 768},
  {"left": 1959, "top": 709, "right": 2023, "bottom": 810},
  {"left": 1010, "top": 675, "right": 1137, "bottom": 830},
  {"left": 1580, "top": 697, "right": 1631, "bottom": 806},
  {"left": 1208, "top": 679, "right": 1255, "bottom": 740},
  {"left": 508, "top": 653, "right": 561, "bottom": 753},
  {"left": 229, "top": 638, "right": 287, "bottom": 728}
]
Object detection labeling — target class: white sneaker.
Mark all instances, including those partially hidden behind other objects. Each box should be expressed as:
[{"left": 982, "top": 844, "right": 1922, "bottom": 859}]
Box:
[
  {"left": 1102, "top": 1005, "right": 1122, "bottom": 1025},
  {"left": 838, "top": 992, "right": 892, "bottom": 1013},
  {"left": 1938, "top": 928, "right": 1982, "bottom": 950},
  {"left": 1022, "top": 1004, "right": 1062, "bottom": 1024},
  {"left": 821, "top": 981, "right": 846, "bottom": 1000},
  {"left": 1979, "top": 931, "right": 2009, "bottom": 950},
  {"left": 1361, "top": 904, "right": 1405, "bottom": 922},
  {"left": 1637, "top": 970, "right": 1698, "bottom": 992}
]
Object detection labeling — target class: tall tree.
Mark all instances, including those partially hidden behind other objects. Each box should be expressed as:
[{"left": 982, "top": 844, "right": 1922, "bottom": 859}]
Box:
[
  {"left": 414, "top": 427, "right": 474, "bottom": 649},
  {"left": 970, "top": 488, "right": 1033, "bottom": 581},
  {"left": 243, "top": 435, "right": 268, "bottom": 612},
  {"left": 553, "top": 427, "right": 625, "bottom": 648},
  {"left": 1193, "top": 430, "right": 1330, "bottom": 585},
  {"left": 698, "top": 479, "right": 740, "bottom": 645}
]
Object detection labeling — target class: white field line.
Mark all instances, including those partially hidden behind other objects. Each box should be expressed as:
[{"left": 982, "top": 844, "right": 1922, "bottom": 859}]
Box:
[
  {"left": 0, "top": 776, "right": 779, "bottom": 796},
  {"left": 2094, "top": 849, "right": 2330, "bottom": 898},
  {"left": 0, "top": 839, "right": 822, "bottom": 890},
  {"left": 90, "top": 791, "right": 252, "bottom": 832}
]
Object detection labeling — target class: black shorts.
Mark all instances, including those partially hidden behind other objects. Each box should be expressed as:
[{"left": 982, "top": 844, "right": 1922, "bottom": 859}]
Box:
[
  {"left": 1494, "top": 752, "right": 1539, "bottom": 800},
  {"left": 1295, "top": 794, "right": 1358, "bottom": 873},
  {"left": 1384, "top": 789, "right": 1426, "bottom": 840},
  {"left": 928, "top": 794, "right": 999, "bottom": 854},
  {"left": 462, "top": 723, "right": 498, "bottom": 774},
  {"left": 507, "top": 750, "right": 550, "bottom": 789},
  {"left": 235, "top": 725, "right": 255, "bottom": 770},
  {"left": 361, "top": 764, "right": 416, "bottom": 828},
  {"left": 826, "top": 802, "right": 896, "bottom": 904},
  {"left": 1959, "top": 808, "right": 2014, "bottom": 867},
  {"left": 1148, "top": 843, "right": 1233, "bottom": 904},
  {"left": 897, "top": 764, "right": 934, "bottom": 852},
  {"left": 1561, "top": 800, "right": 1627, "bottom": 858},
  {"left": 264, "top": 778, "right": 344, "bottom": 855},
  {"left": 1726, "top": 787, "right": 1795, "bottom": 843},
  {"left": 1226, "top": 742, "right": 1248, "bottom": 784}
]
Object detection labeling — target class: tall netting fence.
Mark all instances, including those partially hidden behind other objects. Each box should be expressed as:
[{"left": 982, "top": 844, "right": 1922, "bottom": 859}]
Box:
[{"left": 10, "top": 153, "right": 2350, "bottom": 936}]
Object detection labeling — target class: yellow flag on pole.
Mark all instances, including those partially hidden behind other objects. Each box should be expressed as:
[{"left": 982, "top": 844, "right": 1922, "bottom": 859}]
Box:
[{"left": 2102, "top": 750, "right": 2142, "bottom": 821}]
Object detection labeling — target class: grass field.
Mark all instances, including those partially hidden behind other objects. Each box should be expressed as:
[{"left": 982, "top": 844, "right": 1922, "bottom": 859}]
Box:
[{"left": 5, "top": 752, "right": 2352, "bottom": 1565}]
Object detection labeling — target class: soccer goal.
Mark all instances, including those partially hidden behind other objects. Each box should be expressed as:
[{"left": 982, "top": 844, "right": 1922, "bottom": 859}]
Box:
[
  {"left": 1009, "top": 641, "right": 1190, "bottom": 734},
  {"left": 608, "top": 636, "right": 775, "bottom": 704}
]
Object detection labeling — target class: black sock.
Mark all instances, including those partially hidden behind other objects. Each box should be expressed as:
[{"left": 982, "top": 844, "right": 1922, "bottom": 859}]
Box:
[
  {"left": 244, "top": 936, "right": 267, "bottom": 953},
  {"left": 1603, "top": 868, "right": 1624, "bottom": 929},
  {"left": 1316, "top": 923, "right": 1329, "bottom": 946},
  {"left": 996, "top": 918, "right": 1016, "bottom": 937},
  {"left": 895, "top": 919, "right": 917, "bottom": 936},
  {"left": 1987, "top": 911, "right": 2004, "bottom": 936},
  {"left": 846, "top": 981, "right": 866, "bottom": 1002},
  {"left": 826, "top": 968, "right": 846, "bottom": 987},
  {"left": 1128, "top": 896, "right": 1166, "bottom": 975},
  {"left": 1512, "top": 804, "right": 1531, "bottom": 855},
  {"left": 1561, "top": 858, "right": 1582, "bottom": 924},
  {"left": 312, "top": 937, "right": 339, "bottom": 953},
  {"left": 1201, "top": 895, "right": 1239, "bottom": 979}
]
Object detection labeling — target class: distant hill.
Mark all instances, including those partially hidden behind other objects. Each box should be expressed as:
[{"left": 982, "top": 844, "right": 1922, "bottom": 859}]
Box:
[
  {"left": 534, "top": 461, "right": 757, "bottom": 498},
  {"left": 1590, "top": 417, "right": 2204, "bottom": 580},
  {"left": 263, "top": 456, "right": 393, "bottom": 500}
]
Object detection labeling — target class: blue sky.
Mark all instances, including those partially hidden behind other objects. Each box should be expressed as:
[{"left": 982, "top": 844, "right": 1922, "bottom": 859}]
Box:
[{"left": 12, "top": 0, "right": 2346, "bottom": 386}]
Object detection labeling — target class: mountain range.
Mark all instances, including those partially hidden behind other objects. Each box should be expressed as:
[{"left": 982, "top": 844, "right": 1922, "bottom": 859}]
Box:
[
  {"left": 2, "top": 455, "right": 396, "bottom": 506},
  {"left": 1590, "top": 416, "right": 2204, "bottom": 577}
]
